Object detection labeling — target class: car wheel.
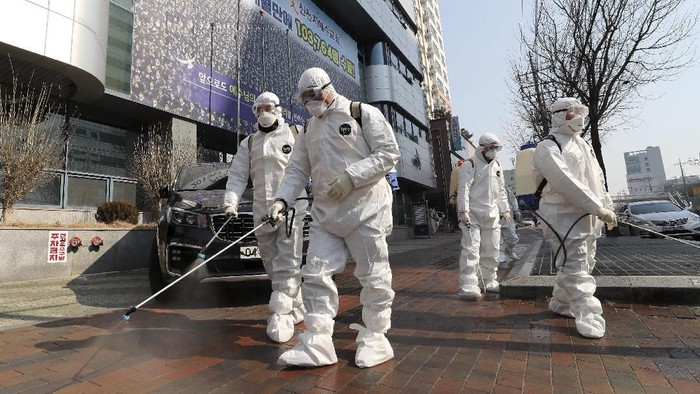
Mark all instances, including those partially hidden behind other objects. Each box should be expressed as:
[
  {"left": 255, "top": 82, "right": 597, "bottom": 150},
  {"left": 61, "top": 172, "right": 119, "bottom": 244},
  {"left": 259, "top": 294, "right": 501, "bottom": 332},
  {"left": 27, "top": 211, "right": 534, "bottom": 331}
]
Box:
[{"left": 148, "top": 239, "right": 172, "bottom": 301}]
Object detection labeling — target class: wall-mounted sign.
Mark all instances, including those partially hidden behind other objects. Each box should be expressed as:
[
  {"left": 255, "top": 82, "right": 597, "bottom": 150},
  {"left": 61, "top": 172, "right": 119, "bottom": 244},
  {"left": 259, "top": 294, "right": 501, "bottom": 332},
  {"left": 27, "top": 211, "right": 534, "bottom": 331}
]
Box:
[{"left": 47, "top": 231, "right": 68, "bottom": 264}]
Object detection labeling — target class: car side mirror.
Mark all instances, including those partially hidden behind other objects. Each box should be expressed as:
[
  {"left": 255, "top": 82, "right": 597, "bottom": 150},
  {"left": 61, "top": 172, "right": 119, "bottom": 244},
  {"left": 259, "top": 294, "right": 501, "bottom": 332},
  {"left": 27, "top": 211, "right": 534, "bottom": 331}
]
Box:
[{"left": 158, "top": 186, "right": 171, "bottom": 199}]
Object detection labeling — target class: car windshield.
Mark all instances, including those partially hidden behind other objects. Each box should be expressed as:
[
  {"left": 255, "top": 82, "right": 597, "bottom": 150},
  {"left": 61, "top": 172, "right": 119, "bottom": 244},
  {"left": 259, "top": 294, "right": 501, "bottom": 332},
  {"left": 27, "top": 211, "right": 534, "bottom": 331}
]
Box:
[
  {"left": 630, "top": 201, "right": 682, "bottom": 215},
  {"left": 175, "top": 164, "right": 229, "bottom": 191}
]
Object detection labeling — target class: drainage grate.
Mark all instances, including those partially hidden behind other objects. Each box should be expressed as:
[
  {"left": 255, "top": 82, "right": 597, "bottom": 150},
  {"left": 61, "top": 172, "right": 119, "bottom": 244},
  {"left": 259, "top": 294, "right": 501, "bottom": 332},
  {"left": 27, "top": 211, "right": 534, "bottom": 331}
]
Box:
[{"left": 531, "top": 236, "right": 700, "bottom": 276}]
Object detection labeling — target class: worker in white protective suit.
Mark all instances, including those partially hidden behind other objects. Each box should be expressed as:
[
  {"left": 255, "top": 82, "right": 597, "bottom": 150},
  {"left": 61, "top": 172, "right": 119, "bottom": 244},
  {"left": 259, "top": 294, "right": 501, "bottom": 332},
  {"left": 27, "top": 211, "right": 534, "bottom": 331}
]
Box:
[
  {"left": 497, "top": 187, "right": 521, "bottom": 267},
  {"left": 224, "top": 92, "right": 308, "bottom": 343},
  {"left": 268, "top": 67, "right": 400, "bottom": 368},
  {"left": 532, "top": 97, "right": 617, "bottom": 339},
  {"left": 456, "top": 133, "right": 511, "bottom": 299}
]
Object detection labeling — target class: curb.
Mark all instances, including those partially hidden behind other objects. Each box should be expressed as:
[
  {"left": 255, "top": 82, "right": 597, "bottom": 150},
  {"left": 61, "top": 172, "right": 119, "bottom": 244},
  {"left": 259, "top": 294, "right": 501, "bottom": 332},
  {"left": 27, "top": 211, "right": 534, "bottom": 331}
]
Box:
[{"left": 501, "top": 239, "right": 700, "bottom": 304}]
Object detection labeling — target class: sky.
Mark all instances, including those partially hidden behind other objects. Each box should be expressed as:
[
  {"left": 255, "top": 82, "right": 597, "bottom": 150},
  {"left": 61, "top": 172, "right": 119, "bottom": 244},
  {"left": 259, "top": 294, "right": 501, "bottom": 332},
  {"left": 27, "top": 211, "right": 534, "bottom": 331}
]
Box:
[{"left": 439, "top": 0, "right": 700, "bottom": 197}]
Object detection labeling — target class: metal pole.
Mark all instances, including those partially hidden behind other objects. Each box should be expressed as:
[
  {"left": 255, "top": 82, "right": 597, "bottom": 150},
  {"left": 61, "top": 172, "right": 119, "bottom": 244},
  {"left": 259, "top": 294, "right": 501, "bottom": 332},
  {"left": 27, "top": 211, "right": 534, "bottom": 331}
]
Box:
[
  {"left": 679, "top": 158, "right": 690, "bottom": 204},
  {"left": 235, "top": 0, "right": 242, "bottom": 148},
  {"left": 62, "top": 102, "right": 70, "bottom": 209},
  {"left": 286, "top": 28, "right": 293, "bottom": 124},
  {"left": 209, "top": 22, "right": 214, "bottom": 125},
  {"left": 260, "top": 10, "right": 265, "bottom": 92}
]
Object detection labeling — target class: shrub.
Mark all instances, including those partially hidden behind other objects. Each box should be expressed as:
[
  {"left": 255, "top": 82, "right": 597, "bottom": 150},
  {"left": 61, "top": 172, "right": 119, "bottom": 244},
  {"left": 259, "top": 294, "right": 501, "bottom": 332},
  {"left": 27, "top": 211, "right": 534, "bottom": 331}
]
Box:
[{"left": 96, "top": 201, "right": 139, "bottom": 224}]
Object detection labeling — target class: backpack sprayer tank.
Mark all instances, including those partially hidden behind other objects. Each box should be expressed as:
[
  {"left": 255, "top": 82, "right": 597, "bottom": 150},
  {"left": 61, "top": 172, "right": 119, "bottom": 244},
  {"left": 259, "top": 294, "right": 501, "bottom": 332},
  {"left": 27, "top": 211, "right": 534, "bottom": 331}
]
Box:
[{"left": 514, "top": 141, "right": 538, "bottom": 211}]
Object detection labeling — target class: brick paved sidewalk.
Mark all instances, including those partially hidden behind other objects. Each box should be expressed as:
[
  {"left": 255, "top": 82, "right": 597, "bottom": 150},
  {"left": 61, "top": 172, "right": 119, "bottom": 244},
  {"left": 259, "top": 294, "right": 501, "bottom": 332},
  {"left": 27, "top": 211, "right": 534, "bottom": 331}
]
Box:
[{"left": 1, "top": 233, "right": 699, "bottom": 393}]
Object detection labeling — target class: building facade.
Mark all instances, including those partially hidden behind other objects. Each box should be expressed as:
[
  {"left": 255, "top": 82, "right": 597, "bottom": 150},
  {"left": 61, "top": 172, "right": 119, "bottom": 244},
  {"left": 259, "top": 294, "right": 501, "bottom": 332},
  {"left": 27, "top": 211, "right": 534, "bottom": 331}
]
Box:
[
  {"left": 1, "top": 0, "right": 435, "bottom": 227},
  {"left": 413, "top": 0, "right": 452, "bottom": 117},
  {"left": 624, "top": 146, "right": 667, "bottom": 195}
]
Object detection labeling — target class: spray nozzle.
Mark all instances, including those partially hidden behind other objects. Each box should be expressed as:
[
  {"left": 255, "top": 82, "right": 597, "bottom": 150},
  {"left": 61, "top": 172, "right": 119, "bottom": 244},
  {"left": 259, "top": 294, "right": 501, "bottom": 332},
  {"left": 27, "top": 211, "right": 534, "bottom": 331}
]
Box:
[{"left": 122, "top": 306, "right": 137, "bottom": 321}]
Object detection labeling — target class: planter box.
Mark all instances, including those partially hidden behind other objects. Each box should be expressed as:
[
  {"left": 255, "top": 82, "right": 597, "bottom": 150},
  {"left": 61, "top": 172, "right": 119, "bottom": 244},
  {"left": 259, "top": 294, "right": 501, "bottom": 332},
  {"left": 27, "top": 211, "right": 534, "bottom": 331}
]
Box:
[{"left": 0, "top": 228, "right": 155, "bottom": 284}]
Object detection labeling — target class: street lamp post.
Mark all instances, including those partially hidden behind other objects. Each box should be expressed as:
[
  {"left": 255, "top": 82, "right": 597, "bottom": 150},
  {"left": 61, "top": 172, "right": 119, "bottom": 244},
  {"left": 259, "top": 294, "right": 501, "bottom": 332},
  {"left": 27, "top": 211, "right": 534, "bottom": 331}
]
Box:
[{"left": 675, "top": 158, "right": 691, "bottom": 204}]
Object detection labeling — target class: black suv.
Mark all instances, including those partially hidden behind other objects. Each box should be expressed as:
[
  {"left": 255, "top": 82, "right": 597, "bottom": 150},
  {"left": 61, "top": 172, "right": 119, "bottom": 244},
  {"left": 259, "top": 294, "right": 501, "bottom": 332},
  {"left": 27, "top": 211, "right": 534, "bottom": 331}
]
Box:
[{"left": 149, "top": 162, "right": 309, "bottom": 296}]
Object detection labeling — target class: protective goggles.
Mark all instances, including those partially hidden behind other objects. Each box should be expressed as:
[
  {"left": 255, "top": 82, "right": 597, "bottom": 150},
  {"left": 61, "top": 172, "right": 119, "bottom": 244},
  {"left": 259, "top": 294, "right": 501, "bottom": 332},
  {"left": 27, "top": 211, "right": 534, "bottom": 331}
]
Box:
[
  {"left": 480, "top": 143, "right": 502, "bottom": 151},
  {"left": 553, "top": 103, "right": 589, "bottom": 118},
  {"left": 298, "top": 82, "right": 331, "bottom": 104},
  {"left": 253, "top": 102, "right": 279, "bottom": 115}
]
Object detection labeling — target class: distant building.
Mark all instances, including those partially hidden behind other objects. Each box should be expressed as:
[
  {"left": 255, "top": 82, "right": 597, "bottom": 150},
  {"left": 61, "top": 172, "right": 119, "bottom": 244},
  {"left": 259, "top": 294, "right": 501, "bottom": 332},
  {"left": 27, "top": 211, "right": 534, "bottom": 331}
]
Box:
[
  {"left": 624, "top": 146, "right": 666, "bottom": 195},
  {"left": 414, "top": 0, "right": 452, "bottom": 117},
  {"left": 1, "top": 0, "right": 433, "bottom": 227}
]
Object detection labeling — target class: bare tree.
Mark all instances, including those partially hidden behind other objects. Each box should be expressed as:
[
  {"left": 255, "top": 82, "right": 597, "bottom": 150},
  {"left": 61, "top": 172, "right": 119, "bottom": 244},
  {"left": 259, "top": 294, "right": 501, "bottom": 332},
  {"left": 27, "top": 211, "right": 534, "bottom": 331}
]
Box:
[
  {"left": 511, "top": 0, "right": 697, "bottom": 188},
  {"left": 0, "top": 80, "right": 66, "bottom": 222},
  {"left": 128, "top": 123, "right": 197, "bottom": 220}
]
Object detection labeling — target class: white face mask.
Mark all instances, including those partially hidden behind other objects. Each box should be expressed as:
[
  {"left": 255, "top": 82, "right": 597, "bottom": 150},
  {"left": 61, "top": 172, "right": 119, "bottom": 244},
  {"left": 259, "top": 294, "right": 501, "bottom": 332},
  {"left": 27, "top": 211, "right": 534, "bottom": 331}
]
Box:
[
  {"left": 257, "top": 112, "right": 277, "bottom": 128},
  {"left": 565, "top": 115, "right": 585, "bottom": 134},
  {"left": 305, "top": 100, "right": 328, "bottom": 117},
  {"left": 483, "top": 150, "right": 497, "bottom": 161}
]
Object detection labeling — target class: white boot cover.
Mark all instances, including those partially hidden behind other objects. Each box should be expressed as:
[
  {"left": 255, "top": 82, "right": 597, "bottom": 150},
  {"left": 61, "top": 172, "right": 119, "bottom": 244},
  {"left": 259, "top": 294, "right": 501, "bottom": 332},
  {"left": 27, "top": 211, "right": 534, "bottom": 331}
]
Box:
[
  {"left": 548, "top": 297, "right": 574, "bottom": 318},
  {"left": 267, "top": 313, "right": 296, "bottom": 343},
  {"left": 575, "top": 313, "right": 606, "bottom": 339},
  {"left": 268, "top": 290, "right": 296, "bottom": 343},
  {"left": 572, "top": 297, "right": 606, "bottom": 339},
  {"left": 482, "top": 280, "right": 500, "bottom": 293},
  {"left": 350, "top": 324, "right": 394, "bottom": 368},
  {"left": 458, "top": 285, "right": 482, "bottom": 300},
  {"left": 290, "top": 292, "right": 306, "bottom": 325},
  {"left": 277, "top": 314, "right": 337, "bottom": 367}
]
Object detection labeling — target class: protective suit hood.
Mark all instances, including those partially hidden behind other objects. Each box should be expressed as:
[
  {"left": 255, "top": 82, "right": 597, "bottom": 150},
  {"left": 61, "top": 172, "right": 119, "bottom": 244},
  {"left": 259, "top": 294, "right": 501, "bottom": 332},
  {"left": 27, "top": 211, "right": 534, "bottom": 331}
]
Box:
[
  {"left": 253, "top": 91, "right": 283, "bottom": 128},
  {"left": 297, "top": 67, "right": 338, "bottom": 110},
  {"left": 549, "top": 97, "right": 588, "bottom": 135}
]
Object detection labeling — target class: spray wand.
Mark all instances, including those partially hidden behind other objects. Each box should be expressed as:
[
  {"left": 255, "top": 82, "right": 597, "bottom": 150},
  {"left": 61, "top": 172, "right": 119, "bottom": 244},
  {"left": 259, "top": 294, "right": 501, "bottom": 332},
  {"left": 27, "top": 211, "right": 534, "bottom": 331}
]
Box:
[{"left": 122, "top": 213, "right": 283, "bottom": 321}]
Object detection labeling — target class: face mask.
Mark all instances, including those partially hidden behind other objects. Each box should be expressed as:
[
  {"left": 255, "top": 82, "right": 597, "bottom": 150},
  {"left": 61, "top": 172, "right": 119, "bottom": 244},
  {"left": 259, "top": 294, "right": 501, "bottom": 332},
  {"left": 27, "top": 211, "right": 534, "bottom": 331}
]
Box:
[
  {"left": 483, "top": 150, "right": 497, "bottom": 161},
  {"left": 257, "top": 112, "right": 277, "bottom": 128},
  {"left": 305, "top": 100, "right": 328, "bottom": 117},
  {"left": 566, "top": 115, "right": 585, "bottom": 134}
]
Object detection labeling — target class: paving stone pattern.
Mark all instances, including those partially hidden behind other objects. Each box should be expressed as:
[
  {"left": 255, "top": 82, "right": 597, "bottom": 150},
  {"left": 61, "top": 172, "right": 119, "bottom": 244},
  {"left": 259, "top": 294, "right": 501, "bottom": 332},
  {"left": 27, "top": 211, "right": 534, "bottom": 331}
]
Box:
[
  {"left": 531, "top": 236, "right": 700, "bottom": 276},
  {"left": 0, "top": 233, "right": 699, "bottom": 393}
]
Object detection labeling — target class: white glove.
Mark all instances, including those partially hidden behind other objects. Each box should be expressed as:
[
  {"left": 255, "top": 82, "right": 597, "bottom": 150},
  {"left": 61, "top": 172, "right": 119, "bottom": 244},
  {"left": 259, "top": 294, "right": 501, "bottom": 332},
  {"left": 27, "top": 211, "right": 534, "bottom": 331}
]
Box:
[
  {"left": 458, "top": 211, "right": 470, "bottom": 226},
  {"left": 224, "top": 206, "right": 237, "bottom": 218},
  {"left": 327, "top": 172, "right": 354, "bottom": 201},
  {"left": 501, "top": 212, "right": 511, "bottom": 225},
  {"left": 267, "top": 201, "right": 286, "bottom": 225},
  {"left": 595, "top": 207, "right": 618, "bottom": 229}
]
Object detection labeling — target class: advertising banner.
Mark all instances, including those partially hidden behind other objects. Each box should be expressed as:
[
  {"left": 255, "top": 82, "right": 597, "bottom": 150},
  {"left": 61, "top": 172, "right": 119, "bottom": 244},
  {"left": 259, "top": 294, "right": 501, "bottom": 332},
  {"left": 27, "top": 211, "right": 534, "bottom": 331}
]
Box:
[{"left": 131, "top": 0, "right": 361, "bottom": 134}]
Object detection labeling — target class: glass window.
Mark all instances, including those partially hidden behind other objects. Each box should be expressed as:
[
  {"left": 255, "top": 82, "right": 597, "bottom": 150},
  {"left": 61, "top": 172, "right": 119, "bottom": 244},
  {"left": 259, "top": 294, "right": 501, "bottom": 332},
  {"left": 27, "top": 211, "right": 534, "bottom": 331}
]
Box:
[
  {"left": 106, "top": 2, "right": 133, "bottom": 93},
  {"left": 68, "top": 119, "right": 136, "bottom": 177},
  {"left": 17, "top": 173, "right": 62, "bottom": 207},
  {"left": 113, "top": 181, "right": 137, "bottom": 205},
  {"left": 395, "top": 112, "right": 405, "bottom": 134},
  {"left": 67, "top": 177, "right": 107, "bottom": 208}
]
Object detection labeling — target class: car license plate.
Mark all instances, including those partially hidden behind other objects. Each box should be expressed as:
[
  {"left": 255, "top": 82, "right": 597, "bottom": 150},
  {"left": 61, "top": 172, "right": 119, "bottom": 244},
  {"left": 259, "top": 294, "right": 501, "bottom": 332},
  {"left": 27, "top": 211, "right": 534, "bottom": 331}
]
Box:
[
  {"left": 662, "top": 226, "right": 683, "bottom": 232},
  {"left": 240, "top": 245, "right": 260, "bottom": 259}
]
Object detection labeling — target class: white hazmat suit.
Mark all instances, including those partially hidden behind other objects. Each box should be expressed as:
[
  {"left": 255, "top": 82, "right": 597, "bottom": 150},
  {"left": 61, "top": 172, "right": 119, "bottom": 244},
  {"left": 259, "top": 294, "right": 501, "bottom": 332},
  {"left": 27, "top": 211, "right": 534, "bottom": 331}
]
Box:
[
  {"left": 270, "top": 67, "right": 400, "bottom": 368},
  {"left": 498, "top": 187, "right": 520, "bottom": 266},
  {"left": 457, "top": 133, "right": 510, "bottom": 299},
  {"left": 532, "top": 97, "right": 617, "bottom": 339},
  {"left": 224, "top": 92, "right": 308, "bottom": 343}
]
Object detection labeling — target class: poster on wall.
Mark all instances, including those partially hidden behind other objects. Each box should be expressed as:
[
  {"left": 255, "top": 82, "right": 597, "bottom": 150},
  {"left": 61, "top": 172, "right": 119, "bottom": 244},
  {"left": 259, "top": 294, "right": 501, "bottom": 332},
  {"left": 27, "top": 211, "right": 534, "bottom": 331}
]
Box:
[
  {"left": 131, "top": 0, "right": 361, "bottom": 135},
  {"left": 47, "top": 231, "right": 68, "bottom": 264}
]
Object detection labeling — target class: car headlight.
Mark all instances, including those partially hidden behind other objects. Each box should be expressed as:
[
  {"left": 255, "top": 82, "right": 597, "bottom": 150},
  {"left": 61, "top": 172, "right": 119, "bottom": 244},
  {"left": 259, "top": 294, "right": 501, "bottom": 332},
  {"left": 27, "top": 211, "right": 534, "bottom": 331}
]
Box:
[
  {"left": 170, "top": 207, "right": 208, "bottom": 228},
  {"left": 688, "top": 215, "right": 699, "bottom": 224}
]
